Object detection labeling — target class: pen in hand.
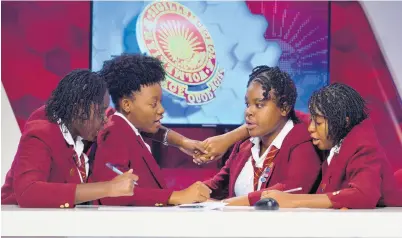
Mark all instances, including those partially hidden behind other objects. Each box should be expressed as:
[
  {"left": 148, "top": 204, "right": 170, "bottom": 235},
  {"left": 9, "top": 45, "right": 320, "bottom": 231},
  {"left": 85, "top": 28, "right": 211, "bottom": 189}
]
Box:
[
  {"left": 283, "top": 187, "right": 302, "bottom": 193},
  {"left": 106, "top": 162, "right": 138, "bottom": 185}
]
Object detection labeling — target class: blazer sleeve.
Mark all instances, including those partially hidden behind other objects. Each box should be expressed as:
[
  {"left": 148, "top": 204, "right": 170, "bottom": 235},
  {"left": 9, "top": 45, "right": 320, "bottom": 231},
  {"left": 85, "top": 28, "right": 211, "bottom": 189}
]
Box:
[
  {"left": 327, "top": 146, "right": 382, "bottom": 209},
  {"left": 203, "top": 142, "right": 242, "bottom": 199},
  {"left": 13, "top": 137, "right": 77, "bottom": 208}
]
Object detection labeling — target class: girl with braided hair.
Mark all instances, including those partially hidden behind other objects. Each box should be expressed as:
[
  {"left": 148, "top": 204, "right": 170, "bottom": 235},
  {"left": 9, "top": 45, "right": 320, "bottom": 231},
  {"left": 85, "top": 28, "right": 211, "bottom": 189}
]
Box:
[
  {"left": 1, "top": 69, "right": 139, "bottom": 208},
  {"left": 261, "top": 83, "right": 402, "bottom": 208},
  {"left": 202, "top": 65, "right": 321, "bottom": 206}
]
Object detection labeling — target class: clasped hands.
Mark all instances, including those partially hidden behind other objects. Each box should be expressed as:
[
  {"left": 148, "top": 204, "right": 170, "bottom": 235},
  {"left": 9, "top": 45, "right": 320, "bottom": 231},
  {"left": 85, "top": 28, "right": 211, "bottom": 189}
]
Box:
[{"left": 178, "top": 134, "right": 231, "bottom": 165}]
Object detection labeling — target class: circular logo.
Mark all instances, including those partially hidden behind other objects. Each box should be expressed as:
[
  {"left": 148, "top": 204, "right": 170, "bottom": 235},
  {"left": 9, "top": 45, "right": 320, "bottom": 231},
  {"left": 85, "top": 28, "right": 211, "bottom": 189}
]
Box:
[{"left": 137, "top": 1, "right": 224, "bottom": 105}]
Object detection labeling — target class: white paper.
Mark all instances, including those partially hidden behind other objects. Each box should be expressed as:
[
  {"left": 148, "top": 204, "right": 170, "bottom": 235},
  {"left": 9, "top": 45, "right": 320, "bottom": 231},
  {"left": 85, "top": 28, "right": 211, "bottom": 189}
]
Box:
[
  {"left": 97, "top": 202, "right": 227, "bottom": 211},
  {"left": 97, "top": 206, "right": 179, "bottom": 211},
  {"left": 96, "top": 201, "right": 228, "bottom": 212},
  {"left": 178, "top": 201, "right": 228, "bottom": 210}
]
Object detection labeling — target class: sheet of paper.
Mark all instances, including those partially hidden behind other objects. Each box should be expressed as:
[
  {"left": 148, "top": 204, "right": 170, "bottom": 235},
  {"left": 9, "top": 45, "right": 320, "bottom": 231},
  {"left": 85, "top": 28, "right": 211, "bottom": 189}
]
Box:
[
  {"left": 178, "top": 201, "right": 228, "bottom": 210},
  {"left": 97, "top": 206, "right": 180, "bottom": 211},
  {"left": 96, "top": 202, "right": 228, "bottom": 211}
]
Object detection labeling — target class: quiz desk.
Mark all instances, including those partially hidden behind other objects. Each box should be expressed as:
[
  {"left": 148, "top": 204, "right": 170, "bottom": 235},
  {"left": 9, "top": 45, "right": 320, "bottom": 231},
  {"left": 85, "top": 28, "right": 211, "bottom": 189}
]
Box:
[{"left": 2, "top": 205, "right": 402, "bottom": 237}]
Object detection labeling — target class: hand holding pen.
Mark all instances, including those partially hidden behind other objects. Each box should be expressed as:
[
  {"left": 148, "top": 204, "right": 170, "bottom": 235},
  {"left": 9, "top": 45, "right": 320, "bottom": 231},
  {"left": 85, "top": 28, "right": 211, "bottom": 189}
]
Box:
[
  {"left": 106, "top": 163, "right": 139, "bottom": 197},
  {"left": 260, "top": 187, "right": 303, "bottom": 208}
]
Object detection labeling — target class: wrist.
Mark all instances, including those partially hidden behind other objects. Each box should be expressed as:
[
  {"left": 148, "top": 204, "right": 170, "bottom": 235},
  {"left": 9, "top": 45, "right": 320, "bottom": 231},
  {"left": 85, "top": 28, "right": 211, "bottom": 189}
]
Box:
[
  {"left": 177, "top": 136, "right": 189, "bottom": 148},
  {"left": 290, "top": 194, "right": 305, "bottom": 208},
  {"left": 168, "top": 190, "right": 183, "bottom": 205},
  {"left": 104, "top": 181, "right": 113, "bottom": 197}
]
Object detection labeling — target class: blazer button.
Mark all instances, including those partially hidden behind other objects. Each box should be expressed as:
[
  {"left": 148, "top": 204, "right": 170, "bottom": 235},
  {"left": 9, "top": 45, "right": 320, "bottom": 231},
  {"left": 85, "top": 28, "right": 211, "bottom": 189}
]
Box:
[
  {"left": 70, "top": 168, "right": 75, "bottom": 176},
  {"left": 65, "top": 203, "right": 70, "bottom": 208}
]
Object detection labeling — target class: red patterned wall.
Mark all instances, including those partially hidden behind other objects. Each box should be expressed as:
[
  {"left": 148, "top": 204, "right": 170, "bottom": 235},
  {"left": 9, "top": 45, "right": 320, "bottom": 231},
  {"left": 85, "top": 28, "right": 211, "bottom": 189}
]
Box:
[
  {"left": 1, "top": 1, "right": 91, "bottom": 130},
  {"left": 330, "top": 2, "right": 402, "bottom": 170}
]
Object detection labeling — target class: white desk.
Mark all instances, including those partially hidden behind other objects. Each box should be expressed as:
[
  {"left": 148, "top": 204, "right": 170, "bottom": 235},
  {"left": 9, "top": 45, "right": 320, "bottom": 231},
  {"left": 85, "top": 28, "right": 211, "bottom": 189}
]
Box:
[{"left": 2, "top": 205, "right": 402, "bottom": 237}]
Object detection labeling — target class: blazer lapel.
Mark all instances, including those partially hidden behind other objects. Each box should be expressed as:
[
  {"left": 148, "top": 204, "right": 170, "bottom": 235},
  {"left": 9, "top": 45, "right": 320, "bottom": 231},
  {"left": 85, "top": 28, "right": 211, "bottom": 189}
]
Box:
[
  {"left": 134, "top": 135, "right": 167, "bottom": 188},
  {"left": 318, "top": 151, "right": 345, "bottom": 193},
  {"left": 113, "top": 115, "right": 167, "bottom": 188},
  {"left": 63, "top": 145, "right": 82, "bottom": 184}
]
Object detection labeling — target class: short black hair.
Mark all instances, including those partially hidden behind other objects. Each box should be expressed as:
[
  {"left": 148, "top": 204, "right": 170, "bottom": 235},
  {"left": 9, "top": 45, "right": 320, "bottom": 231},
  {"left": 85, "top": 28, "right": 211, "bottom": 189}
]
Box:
[
  {"left": 45, "top": 69, "right": 107, "bottom": 130},
  {"left": 308, "top": 83, "right": 368, "bottom": 146},
  {"left": 98, "top": 54, "right": 165, "bottom": 110},
  {"left": 247, "top": 65, "right": 299, "bottom": 123}
]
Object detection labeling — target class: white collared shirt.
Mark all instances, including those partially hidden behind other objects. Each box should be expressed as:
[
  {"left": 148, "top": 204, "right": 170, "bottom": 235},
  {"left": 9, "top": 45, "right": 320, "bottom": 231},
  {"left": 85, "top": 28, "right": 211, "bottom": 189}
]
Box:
[
  {"left": 59, "top": 123, "right": 88, "bottom": 183},
  {"left": 326, "top": 143, "right": 342, "bottom": 166},
  {"left": 234, "top": 120, "right": 294, "bottom": 196},
  {"left": 114, "top": 112, "right": 151, "bottom": 152}
]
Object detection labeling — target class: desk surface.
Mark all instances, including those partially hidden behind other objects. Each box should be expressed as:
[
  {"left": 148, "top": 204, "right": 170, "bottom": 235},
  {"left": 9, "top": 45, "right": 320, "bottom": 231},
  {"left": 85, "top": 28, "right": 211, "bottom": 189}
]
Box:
[{"left": 2, "top": 205, "right": 402, "bottom": 237}]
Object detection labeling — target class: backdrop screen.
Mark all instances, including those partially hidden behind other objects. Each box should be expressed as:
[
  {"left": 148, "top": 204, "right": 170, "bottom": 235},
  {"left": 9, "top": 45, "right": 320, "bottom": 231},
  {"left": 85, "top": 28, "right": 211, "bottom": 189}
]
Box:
[{"left": 92, "top": 1, "right": 329, "bottom": 125}]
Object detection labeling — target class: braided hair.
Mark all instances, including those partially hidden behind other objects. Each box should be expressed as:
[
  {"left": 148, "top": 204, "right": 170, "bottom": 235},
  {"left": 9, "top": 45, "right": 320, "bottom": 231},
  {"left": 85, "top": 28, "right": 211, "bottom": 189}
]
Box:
[
  {"left": 308, "top": 83, "right": 368, "bottom": 146},
  {"left": 45, "top": 69, "right": 107, "bottom": 131},
  {"left": 98, "top": 53, "right": 165, "bottom": 111},
  {"left": 247, "top": 65, "right": 299, "bottom": 123}
]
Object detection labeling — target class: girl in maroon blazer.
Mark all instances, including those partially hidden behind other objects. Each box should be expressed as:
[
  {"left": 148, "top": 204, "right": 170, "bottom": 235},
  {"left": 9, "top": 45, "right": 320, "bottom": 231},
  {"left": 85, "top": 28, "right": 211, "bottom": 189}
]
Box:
[
  {"left": 203, "top": 66, "right": 321, "bottom": 206},
  {"left": 261, "top": 83, "right": 402, "bottom": 208},
  {"left": 91, "top": 54, "right": 211, "bottom": 206},
  {"left": 1, "top": 69, "right": 138, "bottom": 208}
]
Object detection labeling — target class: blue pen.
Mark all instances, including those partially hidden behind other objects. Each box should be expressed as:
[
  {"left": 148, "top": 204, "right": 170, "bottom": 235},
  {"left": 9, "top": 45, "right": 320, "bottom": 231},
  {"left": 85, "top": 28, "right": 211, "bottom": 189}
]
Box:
[
  {"left": 105, "top": 162, "right": 138, "bottom": 185},
  {"left": 179, "top": 205, "right": 204, "bottom": 208}
]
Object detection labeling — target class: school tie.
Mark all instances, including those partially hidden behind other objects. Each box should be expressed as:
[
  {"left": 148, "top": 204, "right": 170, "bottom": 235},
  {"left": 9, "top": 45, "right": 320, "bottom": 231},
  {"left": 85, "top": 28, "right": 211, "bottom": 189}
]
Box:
[
  {"left": 73, "top": 151, "right": 87, "bottom": 183},
  {"left": 251, "top": 145, "right": 279, "bottom": 191}
]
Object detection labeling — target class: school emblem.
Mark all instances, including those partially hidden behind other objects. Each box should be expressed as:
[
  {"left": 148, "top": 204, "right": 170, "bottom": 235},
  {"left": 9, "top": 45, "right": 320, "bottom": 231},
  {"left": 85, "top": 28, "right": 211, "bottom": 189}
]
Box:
[{"left": 137, "top": 1, "right": 225, "bottom": 105}]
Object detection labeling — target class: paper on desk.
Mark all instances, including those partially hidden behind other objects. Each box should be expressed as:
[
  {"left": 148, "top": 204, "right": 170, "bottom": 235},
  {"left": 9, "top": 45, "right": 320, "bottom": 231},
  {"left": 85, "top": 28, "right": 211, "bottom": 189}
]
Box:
[
  {"left": 178, "top": 201, "right": 228, "bottom": 210},
  {"left": 97, "top": 202, "right": 227, "bottom": 211},
  {"left": 98, "top": 206, "right": 179, "bottom": 211}
]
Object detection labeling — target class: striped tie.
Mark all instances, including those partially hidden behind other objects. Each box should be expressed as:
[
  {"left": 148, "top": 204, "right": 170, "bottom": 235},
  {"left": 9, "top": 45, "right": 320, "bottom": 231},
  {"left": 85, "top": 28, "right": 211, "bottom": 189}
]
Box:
[
  {"left": 73, "top": 152, "right": 87, "bottom": 183},
  {"left": 252, "top": 145, "right": 279, "bottom": 191}
]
